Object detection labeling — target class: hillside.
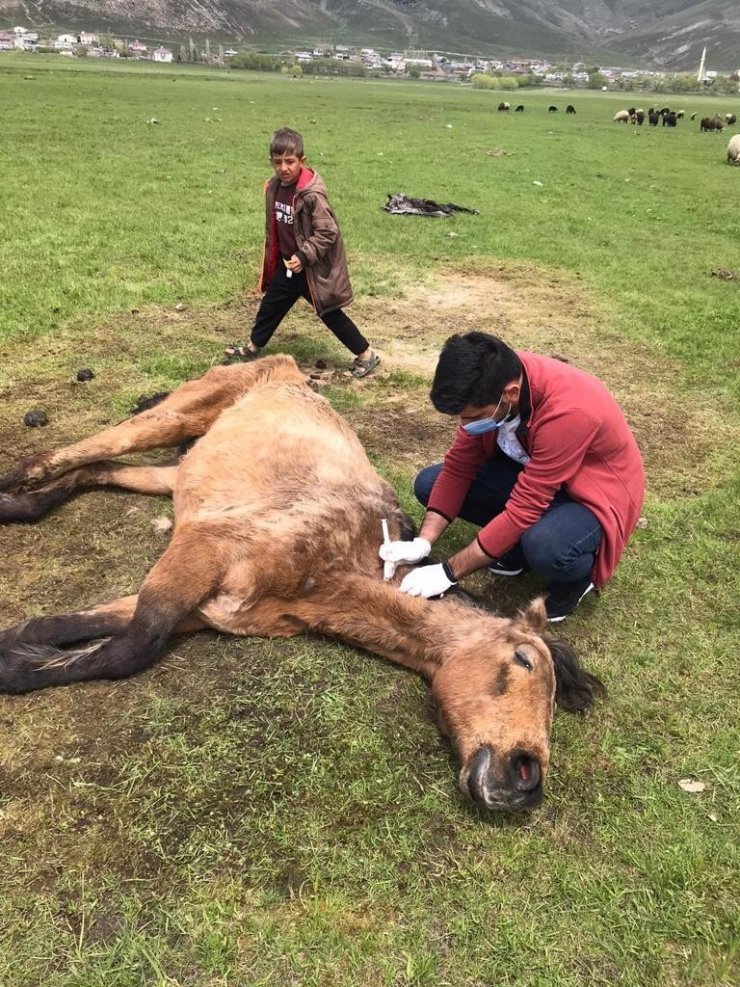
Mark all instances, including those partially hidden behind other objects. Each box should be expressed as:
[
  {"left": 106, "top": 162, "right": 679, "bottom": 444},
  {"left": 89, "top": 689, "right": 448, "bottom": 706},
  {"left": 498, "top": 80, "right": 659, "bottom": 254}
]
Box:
[{"left": 0, "top": 0, "right": 737, "bottom": 70}]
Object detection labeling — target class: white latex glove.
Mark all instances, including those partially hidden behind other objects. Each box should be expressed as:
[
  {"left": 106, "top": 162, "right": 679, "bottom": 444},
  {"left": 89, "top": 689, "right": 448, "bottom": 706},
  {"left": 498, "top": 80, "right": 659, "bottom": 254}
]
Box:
[
  {"left": 399, "top": 563, "right": 456, "bottom": 599},
  {"left": 378, "top": 537, "right": 431, "bottom": 566}
]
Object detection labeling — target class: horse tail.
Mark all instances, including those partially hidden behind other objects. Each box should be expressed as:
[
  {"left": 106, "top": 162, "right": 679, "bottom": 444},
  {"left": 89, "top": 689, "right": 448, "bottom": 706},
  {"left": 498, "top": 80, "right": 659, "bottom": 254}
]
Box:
[
  {"left": 547, "top": 636, "right": 606, "bottom": 712},
  {"left": 0, "top": 525, "right": 224, "bottom": 694}
]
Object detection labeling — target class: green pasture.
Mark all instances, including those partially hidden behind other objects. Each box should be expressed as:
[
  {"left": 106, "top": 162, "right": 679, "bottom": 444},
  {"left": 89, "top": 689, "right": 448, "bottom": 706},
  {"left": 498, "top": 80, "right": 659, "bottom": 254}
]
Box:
[{"left": 0, "top": 55, "right": 738, "bottom": 986}]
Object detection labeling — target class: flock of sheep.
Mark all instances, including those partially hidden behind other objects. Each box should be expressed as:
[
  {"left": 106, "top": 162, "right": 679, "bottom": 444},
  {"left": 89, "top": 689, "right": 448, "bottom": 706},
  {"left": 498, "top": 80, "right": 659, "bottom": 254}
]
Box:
[
  {"left": 492, "top": 98, "right": 739, "bottom": 163},
  {"left": 496, "top": 101, "right": 577, "bottom": 114},
  {"left": 612, "top": 105, "right": 740, "bottom": 163}
]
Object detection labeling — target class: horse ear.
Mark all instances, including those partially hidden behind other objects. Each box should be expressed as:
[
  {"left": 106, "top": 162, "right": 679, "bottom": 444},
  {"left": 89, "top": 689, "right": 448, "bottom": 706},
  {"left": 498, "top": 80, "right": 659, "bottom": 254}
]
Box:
[{"left": 516, "top": 596, "right": 547, "bottom": 634}]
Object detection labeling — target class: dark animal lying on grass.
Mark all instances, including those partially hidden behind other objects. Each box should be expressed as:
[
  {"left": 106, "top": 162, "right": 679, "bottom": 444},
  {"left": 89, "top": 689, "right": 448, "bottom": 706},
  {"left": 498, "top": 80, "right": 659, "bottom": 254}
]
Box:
[
  {"left": 566, "top": 105, "right": 576, "bottom": 114},
  {"left": 383, "top": 193, "right": 480, "bottom": 217},
  {"left": 548, "top": 105, "right": 558, "bottom": 113},
  {"left": 0, "top": 356, "right": 603, "bottom": 813}
]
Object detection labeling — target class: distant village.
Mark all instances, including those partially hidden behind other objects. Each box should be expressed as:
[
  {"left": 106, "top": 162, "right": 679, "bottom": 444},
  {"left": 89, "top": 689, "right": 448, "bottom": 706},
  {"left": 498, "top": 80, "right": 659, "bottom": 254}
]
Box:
[{"left": 1, "top": 24, "right": 736, "bottom": 91}]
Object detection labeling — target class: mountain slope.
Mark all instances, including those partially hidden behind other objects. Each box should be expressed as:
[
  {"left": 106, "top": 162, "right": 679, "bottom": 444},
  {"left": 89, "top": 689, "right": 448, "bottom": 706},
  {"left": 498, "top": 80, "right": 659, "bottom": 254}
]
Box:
[{"left": 0, "top": 0, "right": 737, "bottom": 69}]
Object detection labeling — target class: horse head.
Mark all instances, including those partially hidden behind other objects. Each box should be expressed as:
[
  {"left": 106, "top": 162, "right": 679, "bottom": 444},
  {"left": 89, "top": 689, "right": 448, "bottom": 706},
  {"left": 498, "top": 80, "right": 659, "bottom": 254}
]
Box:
[{"left": 430, "top": 597, "right": 604, "bottom": 812}]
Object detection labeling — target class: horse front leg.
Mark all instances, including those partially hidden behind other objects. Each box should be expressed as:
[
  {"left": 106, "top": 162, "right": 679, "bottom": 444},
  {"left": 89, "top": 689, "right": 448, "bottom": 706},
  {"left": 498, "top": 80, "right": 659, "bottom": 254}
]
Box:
[
  {"left": 0, "top": 356, "right": 304, "bottom": 492},
  {"left": 0, "top": 462, "right": 179, "bottom": 523}
]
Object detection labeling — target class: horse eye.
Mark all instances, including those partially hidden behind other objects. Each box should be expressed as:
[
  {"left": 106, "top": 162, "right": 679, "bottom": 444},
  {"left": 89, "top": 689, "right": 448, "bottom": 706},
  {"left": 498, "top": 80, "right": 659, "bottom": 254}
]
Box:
[{"left": 514, "top": 650, "right": 534, "bottom": 671}]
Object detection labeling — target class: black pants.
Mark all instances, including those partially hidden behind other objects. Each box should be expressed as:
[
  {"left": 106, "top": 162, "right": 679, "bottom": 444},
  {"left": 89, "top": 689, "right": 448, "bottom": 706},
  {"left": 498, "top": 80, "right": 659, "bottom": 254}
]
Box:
[{"left": 251, "top": 266, "right": 369, "bottom": 356}]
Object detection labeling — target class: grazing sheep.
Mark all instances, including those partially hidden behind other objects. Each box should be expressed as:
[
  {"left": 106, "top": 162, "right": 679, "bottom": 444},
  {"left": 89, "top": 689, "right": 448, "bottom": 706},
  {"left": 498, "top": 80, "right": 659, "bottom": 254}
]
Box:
[
  {"left": 676, "top": 110, "right": 685, "bottom": 119},
  {"left": 515, "top": 104, "right": 524, "bottom": 112},
  {"left": 662, "top": 110, "right": 677, "bottom": 127},
  {"left": 565, "top": 104, "right": 576, "bottom": 114},
  {"left": 727, "top": 134, "right": 740, "bottom": 164},
  {"left": 690, "top": 112, "right": 697, "bottom": 121},
  {"left": 634, "top": 109, "right": 645, "bottom": 126},
  {"left": 701, "top": 115, "right": 725, "bottom": 133},
  {"left": 648, "top": 109, "right": 660, "bottom": 126},
  {"left": 613, "top": 109, "right": 630, "bottom": 123},
  {"left": 548, "top": 105, "right": 558, "bottom": 113},
  {"left": 726, "top": 113, "right": 737, "bottom": 126},
  {"left": 497, "top": 101, "right": 510, "bottom": 112}
]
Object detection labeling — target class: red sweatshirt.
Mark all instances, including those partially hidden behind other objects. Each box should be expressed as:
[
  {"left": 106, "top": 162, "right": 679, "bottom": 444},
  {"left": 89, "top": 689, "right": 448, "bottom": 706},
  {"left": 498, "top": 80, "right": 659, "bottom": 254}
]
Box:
[{"left": 426, "top": 352, "right": 645, "bottom": 587}]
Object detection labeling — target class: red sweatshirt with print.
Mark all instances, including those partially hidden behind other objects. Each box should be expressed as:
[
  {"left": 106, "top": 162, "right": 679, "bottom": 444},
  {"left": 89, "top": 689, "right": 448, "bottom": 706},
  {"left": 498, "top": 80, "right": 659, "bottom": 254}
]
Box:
[{"left": 426, "top": 351, "right": 645, "bottom": 587}]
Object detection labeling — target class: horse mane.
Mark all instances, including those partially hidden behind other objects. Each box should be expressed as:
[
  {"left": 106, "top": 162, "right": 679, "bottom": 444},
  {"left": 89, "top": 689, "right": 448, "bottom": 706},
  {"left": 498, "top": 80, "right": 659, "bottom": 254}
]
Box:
[{"left": 546, "top": 635, "right": 606, "bottom": 713}]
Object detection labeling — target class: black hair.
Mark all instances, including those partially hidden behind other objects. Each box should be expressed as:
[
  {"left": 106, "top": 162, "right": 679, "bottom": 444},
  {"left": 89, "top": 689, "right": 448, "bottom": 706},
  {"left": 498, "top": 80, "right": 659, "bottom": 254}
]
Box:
[
  {"left": 429, "top": 332, "right": 523, "bottom": 414},
  {"left": 269, "top": 127, "right": 304, "bottom": 158},
  {"left": 548, "top": 636, "right": 606, "bottom": 713}
]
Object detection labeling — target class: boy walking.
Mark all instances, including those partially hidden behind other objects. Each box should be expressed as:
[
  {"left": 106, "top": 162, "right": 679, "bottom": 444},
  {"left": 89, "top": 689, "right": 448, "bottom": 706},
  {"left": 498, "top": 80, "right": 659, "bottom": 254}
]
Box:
[{"left": 225, "top": 127, "right": 380, "bottom": 377}]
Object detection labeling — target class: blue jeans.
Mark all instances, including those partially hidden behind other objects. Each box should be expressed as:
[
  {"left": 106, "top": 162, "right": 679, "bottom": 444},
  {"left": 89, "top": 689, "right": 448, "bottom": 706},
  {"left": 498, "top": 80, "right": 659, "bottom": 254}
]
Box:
[{"left": 414, "top": 459, "right": 602, "bottom": 584}]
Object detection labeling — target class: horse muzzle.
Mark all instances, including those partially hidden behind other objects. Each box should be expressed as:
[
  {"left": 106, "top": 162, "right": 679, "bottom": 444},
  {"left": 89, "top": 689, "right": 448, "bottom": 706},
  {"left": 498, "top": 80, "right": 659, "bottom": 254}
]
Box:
[{"left": 461, "top": 744, "right": 544, "bottom": 812}]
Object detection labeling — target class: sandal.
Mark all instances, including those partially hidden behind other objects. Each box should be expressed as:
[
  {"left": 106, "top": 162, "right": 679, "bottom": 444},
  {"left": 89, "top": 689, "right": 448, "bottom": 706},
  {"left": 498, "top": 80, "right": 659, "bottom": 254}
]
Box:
[
  {"left": 223, "top": 342, "right": 260, "bottom": 362},
  {"left": 349, "top": 352, "right": 380, "bottom": 378}
]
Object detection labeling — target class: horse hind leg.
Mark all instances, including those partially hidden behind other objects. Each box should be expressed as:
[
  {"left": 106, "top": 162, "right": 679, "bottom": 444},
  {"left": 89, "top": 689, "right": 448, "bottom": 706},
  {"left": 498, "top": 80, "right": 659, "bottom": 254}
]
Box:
[
  {"left": 0, "top": 596, "right": 138, "bottom": 694},
  {"left": 0, "top": 462, "right": 178, "bottom": 523},
  {"left": 0, "top": 526, "right": 223, "bottom": 694}
]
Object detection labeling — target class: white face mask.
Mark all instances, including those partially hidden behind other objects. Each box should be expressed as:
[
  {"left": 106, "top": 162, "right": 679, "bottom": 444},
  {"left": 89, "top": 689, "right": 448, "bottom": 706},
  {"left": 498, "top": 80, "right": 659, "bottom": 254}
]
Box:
[{"left": 496, "top": 415, "right": 530, "bottom": 464}]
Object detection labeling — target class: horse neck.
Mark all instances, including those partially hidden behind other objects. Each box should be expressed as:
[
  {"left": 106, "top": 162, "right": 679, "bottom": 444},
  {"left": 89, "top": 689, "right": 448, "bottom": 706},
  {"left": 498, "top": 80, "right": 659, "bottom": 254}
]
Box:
[{"left": 292, "top": 575, "right": 488, "bottom": 680}]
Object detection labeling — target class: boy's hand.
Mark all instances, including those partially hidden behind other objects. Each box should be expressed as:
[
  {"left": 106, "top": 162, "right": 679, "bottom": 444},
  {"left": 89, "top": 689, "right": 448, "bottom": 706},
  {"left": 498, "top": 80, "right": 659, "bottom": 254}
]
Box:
[{"left": 286, "top": 255, "right": 303, "bottom": 273}]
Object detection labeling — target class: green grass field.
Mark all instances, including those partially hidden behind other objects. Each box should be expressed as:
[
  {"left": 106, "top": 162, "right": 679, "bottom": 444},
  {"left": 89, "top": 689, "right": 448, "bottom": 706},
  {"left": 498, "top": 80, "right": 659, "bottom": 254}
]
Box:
[{"left": 0, "top": 54, "right": 738, "bottom": 987}]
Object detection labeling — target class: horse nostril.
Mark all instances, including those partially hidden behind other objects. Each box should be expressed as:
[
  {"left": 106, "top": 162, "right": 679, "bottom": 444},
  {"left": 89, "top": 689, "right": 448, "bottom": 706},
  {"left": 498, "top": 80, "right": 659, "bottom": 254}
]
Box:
[{"left": 511, "top": 752, "right": 541, "bottom": 792}]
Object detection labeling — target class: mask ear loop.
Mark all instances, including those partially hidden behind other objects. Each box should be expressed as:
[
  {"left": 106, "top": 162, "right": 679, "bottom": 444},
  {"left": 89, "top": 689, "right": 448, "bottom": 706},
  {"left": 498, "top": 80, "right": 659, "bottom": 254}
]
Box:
[{"left": 499, "top": 402, "right": 515, "bottom": 425}]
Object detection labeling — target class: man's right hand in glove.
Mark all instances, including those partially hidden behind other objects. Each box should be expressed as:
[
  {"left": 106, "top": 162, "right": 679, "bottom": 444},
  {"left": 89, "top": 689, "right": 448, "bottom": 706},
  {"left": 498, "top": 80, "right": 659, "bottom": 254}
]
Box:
[{"left": 378, "top": 537, "right": 432, "bottom": 566}]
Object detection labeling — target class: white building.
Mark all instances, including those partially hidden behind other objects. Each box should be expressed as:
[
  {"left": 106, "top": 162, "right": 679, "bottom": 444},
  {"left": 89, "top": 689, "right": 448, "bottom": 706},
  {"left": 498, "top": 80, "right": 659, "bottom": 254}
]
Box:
[
  {"left": 153, "top": 46, "right": 173, "bottom": 63},
  {"left": 54, "top": 34, "right": 77, "bottom": 51},
  {"left": 12, "top": 26, "right": 38, "bottom": 49}
]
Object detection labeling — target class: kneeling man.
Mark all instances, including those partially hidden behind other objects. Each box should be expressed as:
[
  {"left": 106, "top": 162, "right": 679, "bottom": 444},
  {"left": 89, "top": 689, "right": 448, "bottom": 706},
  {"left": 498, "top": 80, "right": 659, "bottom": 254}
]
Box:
[{"left": 381, "top": 332, "right": 645, "bottom": 621}]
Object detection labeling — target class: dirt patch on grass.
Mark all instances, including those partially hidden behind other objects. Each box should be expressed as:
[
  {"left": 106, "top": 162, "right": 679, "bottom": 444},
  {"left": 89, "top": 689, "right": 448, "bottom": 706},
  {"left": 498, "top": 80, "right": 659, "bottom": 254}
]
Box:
[
  {"left": 0, "top": 261, "right": 733, "bottom": 633},
  {"left": 0, "top": 264, "right": 733, "bottom": 625}
]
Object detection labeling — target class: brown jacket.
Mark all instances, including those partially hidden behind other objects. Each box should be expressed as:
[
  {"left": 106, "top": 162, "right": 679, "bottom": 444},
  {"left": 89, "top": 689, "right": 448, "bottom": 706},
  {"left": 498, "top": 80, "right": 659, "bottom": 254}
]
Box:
[{"left": 259, "top": 168, "right": 353, "bottom": 316}]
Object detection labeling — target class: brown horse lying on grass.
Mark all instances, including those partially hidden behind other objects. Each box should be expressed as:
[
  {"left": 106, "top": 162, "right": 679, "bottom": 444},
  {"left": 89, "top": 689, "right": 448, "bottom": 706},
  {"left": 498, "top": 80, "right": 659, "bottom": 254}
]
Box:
[{"left": 0, "top": 355, "right": 603, "bottom": 812}]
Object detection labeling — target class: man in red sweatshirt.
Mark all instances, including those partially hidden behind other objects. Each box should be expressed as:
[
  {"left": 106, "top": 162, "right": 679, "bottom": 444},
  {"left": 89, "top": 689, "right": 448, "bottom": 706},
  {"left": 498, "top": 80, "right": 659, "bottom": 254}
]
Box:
[{"left": 380, "top": 332, "right": 645, "bottom": 621}]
